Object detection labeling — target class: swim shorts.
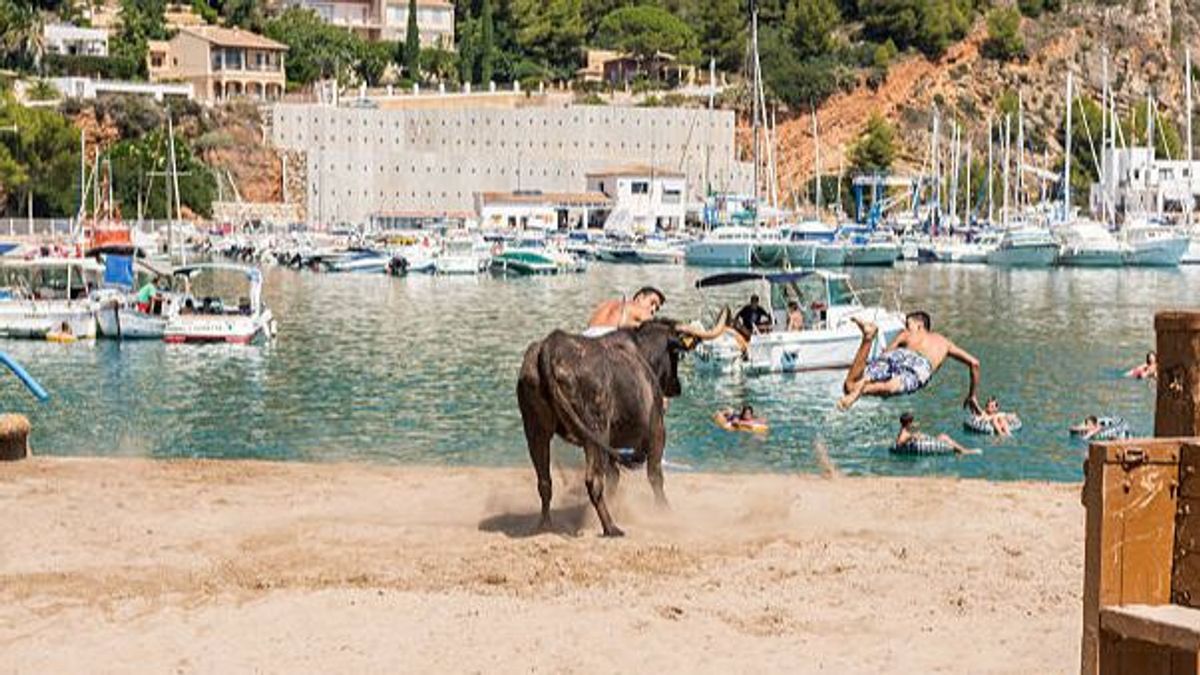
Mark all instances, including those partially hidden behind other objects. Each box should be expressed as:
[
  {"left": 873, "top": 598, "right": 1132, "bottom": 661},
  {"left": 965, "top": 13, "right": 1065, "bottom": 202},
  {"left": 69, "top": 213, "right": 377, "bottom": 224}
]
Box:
[
  {"left": 581, "top": 326, "right": 617, "bottom": 338},
  {"left": 865, "top": 348, "right": 933, "bottom": 395}
]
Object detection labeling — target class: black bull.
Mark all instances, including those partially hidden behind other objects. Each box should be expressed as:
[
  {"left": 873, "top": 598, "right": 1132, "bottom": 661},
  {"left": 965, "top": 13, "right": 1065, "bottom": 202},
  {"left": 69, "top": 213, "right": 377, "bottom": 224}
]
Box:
[{"left": 516, "top": 316, "right": 724, "bottom": 537}]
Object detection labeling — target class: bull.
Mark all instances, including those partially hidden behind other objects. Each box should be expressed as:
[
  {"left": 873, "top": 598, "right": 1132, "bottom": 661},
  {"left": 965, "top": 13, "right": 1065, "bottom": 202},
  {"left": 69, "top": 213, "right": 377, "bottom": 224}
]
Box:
[{"left": 516, "top": 314, "right": 725, "bottom": 537}]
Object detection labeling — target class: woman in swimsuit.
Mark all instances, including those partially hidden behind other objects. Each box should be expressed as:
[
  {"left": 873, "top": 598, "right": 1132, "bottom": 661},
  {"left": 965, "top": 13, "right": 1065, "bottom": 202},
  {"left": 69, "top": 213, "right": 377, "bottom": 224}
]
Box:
[{"left": 1127, "top": 351, "right": 1158, "bottom": 380}]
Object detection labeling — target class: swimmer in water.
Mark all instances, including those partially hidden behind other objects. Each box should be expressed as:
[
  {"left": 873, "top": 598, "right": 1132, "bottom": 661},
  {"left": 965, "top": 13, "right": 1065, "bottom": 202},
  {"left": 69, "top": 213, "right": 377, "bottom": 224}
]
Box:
[
  {"left": 980, "top": 396, "right": 1016, "bottom": 437},
  {"left": 1127, "top": 351, "right": 1158, "bottom": 380},
  {"left": 1071, "top": 415, "right": 1103, "bottom": 440},
  {"left": 896, "top": 412, "right": 980, "bottom": 455},
  {"left": 714, "top": 405, "right": 767, "bottom": 431}
]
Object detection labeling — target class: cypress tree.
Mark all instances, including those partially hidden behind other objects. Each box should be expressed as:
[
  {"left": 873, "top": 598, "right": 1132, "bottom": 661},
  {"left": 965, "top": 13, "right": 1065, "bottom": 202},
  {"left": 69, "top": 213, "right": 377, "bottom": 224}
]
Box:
[
  {"left": 404, "top": 0, "right": 420, "bottom": 79},
  {"left": 478, "top": 0, "right": 494, "bottom": 84}
]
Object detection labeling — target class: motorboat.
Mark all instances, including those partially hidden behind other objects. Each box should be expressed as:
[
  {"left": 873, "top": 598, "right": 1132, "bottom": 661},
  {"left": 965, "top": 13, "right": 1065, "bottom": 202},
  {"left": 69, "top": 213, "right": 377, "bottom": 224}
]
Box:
[
  {"left": 685, "top": 226, "right": 757, "bottom": 267},
  {"left": 312, "top": 248, "right": 390, "bottom": 274},
  {"left": 1056, "top": 220, "right": 1124, "bottom": 267},
  {"left": 692, "top": 270, "right": 906, "bottom": 375},
  {"left": 839, "top": 227, "right": 901, "bottom": 267},
  {"left": 163, "top": 264, "right": 275, "bottom": 344},
  {"left": 93, "top": 252, "right": 179, "bottom": 340},
  {"left": 0, "top": 257, "right": 102, "bottom": 339},
  {"left": 491, "top": 234, "right": 585, "bottom": 275},
  {"left": 595, "top": 235, "right": 685, "bottom": 264},
  {"left": 434, "top": 235, "right": 490, "bottom": 275},
  {"left": 986, "top": 226, "right": 1059, "bottom": 267},
  {"left": 1121, "top": 219, "right": 1190, "bottom": 267},
  {"left": 782, "top": 221, "right": 845, "bottom": 268},
  {"left": 933, "top": 232, "right": 999, "bottom": 264}
]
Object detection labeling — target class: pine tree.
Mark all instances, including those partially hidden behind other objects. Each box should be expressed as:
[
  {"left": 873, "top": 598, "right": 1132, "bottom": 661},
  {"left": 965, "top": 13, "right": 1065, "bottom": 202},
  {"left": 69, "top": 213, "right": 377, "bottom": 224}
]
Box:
[{"left": 404, "top": 0, "right": 420, "bottom": 79}]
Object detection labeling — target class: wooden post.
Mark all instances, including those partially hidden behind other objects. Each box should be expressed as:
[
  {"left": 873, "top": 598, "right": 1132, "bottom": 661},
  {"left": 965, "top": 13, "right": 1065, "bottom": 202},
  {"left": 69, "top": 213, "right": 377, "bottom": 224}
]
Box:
[
  {"left": 1156, "top": 312, "right": 1200, "bottom": 437},
  {"left": 0, "top": 413, "right": 31, "bottom": 460}
]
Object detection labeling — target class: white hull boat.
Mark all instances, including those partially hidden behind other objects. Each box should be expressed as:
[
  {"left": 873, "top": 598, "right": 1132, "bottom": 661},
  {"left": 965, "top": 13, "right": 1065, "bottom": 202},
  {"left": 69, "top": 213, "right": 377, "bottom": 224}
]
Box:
[
  {"left": 987, "top": 227, "right": 1059, "bottom": 267},
  {"left": 0, "top": 257, "right": 104, "bottom": 340},
  {"left": 1057, "top": 221, "right": 1124, "bottom": 268},
  {"left": 1121, "top": 223, "right": 1190, "bottom": 267},
  {"left": 163, "top": 264, "right": 275, "bottom": 345}
]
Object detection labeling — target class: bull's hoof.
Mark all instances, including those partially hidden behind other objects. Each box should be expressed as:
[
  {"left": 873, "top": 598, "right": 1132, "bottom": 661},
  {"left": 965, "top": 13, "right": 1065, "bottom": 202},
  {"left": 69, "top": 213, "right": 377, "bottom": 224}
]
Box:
[{"left": 601, "top": 525, "right": 625, "bottom": 538}]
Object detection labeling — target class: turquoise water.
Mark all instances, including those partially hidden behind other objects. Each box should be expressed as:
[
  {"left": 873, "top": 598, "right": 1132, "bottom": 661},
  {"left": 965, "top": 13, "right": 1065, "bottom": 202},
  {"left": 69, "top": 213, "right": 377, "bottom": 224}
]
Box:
[{"left": 3, "top": 263, "right": 1187, "bottom": 482}]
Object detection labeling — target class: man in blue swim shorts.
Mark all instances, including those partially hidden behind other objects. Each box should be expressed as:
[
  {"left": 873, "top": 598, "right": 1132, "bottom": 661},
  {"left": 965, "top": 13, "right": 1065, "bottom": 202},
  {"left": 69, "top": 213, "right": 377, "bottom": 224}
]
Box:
[{"left": 837, "top": 311, "right": 982, "bottom": 413}]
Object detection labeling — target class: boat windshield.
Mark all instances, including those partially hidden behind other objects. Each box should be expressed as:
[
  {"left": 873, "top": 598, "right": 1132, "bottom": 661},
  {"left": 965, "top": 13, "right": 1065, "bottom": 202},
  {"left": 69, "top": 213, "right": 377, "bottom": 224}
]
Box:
[{"left": 769, "top": 274, "right": 828, "bottom": 320}]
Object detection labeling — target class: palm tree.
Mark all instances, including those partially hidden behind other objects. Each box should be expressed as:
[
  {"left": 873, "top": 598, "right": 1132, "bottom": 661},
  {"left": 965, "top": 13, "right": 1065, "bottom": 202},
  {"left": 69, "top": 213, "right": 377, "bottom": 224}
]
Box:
[{"left": 0, "top": 3, "right": 46, "bottom": 72}]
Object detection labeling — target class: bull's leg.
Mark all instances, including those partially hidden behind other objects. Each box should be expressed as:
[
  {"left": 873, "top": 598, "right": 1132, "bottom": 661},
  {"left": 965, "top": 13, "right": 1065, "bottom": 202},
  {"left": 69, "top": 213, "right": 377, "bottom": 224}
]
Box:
[
  {"left": 645, "top": 422, "right": 669, "bottom": 510},
  {"left": 584, "top": 446, "right": 623, "bottom": 537},
  {"left": 527, "top": 432, "right": 553, "bottom": 531}
]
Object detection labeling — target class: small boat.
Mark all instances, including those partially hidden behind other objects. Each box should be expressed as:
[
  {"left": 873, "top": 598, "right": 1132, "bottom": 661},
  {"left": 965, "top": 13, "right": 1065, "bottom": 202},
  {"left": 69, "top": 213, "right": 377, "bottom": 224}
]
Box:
[
  {"left": 434, "top": 235, "right": 490, "bottom": 275},
  {"left": 934, "top": 232, "right": 999, "bottom": 264},
  {"left": 0, "top": 257, "right": 102, "bottom": 339},
  {"left": 491, "top": 235, "right": 584, "bottom": 275},
  {"left": 1121, "top": 220, "right": 1190, "bottom": 267},
  {"left": 692, "top": 270, "right": 905, "bottom": 375},
  {"left": 318, "top": 248, "right": 390, "bottom": 274},
  {"left": 986, "top": 226, "right": 1059, "bottom": 267},
  {"left": 635, "top": 236, "right": 686, "bottom": 264},
  {"left": 93, "top": 253, "right": 179, "bottom": 340},
  {"left": 163, "top": 264, "right": 275, "bottom": 345},
  {"left": 1056, "top": 220, "right": 1124, "bottom": 267}
]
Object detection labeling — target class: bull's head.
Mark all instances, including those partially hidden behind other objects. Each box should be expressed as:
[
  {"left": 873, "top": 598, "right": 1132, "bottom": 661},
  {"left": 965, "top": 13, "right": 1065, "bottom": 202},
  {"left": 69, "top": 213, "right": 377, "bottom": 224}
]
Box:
[{"left": 633, "top": 309, "right": 729, "bottom": 398}]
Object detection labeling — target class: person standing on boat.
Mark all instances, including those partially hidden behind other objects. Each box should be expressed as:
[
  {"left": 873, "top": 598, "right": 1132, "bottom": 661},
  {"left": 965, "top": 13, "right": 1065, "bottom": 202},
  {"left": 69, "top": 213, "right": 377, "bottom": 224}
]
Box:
[
  {"left": 837, "top": 312, "right": 982, "bottom": 413},
  {"left": 583, "top": 287, "right": 666, "bottom": 338}
]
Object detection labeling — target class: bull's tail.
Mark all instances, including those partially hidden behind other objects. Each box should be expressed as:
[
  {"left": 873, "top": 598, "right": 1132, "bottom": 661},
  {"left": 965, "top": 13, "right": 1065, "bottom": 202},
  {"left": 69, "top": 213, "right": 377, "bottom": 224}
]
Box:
[{"left": 539, "top": 347, "right": 640, "bottom": 470}]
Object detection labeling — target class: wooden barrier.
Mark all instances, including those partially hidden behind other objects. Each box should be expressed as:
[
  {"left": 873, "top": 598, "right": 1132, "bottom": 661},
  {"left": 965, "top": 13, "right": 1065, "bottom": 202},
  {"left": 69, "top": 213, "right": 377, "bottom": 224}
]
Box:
[
  {"left": 1082, "top": 311, "right": 1200, "bottom": 674},
  {"left": 0, "top": 413, "right": 31, "bottom": 461}
]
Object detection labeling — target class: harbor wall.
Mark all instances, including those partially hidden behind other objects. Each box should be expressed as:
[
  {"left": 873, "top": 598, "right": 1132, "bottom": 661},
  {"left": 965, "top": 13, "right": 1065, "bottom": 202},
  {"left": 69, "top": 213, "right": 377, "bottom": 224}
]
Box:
[{"left": 269, "top": 102, "right": 753, "bottom": 226}]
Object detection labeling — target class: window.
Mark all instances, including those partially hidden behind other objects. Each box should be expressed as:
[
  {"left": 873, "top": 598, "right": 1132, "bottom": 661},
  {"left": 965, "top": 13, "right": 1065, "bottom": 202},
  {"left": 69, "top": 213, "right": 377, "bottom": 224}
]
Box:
[
  {"left": 663, "top": 188, "right": 682, "bottom": 204},
  {"left": 631, "top": 181, "right": 649, "bottom": 194}
]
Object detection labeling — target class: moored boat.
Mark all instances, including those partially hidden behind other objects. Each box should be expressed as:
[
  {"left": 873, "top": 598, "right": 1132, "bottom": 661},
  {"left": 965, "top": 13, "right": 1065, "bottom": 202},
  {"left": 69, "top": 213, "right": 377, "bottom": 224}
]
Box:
[
  {"left": 163, "top": 264, "right": 275, "bottom": 345},
  {"left": 0, "top": 257, "right": 102, "bottom": 339},
  {"left": 1057, "top": 220, "right": 1124, "bottom": 267},
  {"left": 986, "top": 227, "right": 1059, "bottom": 267},
  {"left": 1121, "top": 220, "right": 1190, "bottom": 267}
]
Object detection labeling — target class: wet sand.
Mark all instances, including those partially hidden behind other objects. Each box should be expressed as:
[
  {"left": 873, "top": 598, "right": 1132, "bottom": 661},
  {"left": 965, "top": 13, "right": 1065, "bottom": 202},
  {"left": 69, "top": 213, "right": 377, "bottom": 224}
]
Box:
[{"left": 1, "top": 458, "right": 1083, "bottom": 673}]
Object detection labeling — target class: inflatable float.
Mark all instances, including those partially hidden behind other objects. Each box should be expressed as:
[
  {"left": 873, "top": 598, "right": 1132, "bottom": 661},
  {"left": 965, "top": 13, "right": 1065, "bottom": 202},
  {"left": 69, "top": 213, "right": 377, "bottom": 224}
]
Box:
[
  {"left": 1070, "top": 416, "right": 1131, "bottom": 441},
  {"left": 713, "top": 412, "right": 769, "bottom": 434},
  {"left": 891, "top": 437, "right": 956, "bottom": 456},
  {"left": 963, "top": 413, "right": 1023, "bottom": 435}
]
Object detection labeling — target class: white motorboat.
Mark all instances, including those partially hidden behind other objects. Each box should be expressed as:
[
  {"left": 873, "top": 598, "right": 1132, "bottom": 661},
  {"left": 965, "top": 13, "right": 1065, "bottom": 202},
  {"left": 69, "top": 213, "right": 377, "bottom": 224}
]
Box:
[
  {"left": 839, "top": 227, "right": 901, "bottom": 267},
  {"left": 93, "top": 254, "right": 179, "bottom": 340},
  {"left": 163, "top": 264, "right": 275, "bottom": 345},
  {"left": 1056, "top": 220, "right": 1124, "bottom": 267},
  {"left": 434, "top": 236, "right": 490, "bottom": 275},
  {"left": 934, "top": 233, "right": 998, "bottom": 264},
  {"left": 1121, "top": 220, "right": 1190, "bottom": 267},
  {"left": 685, "top": 226, "right": 758, "bottom": 267},
  {"left": 634, "top": 236, "right": 686, "bottom": 264},
  {"left": 0, "top": 257, "right": 102, "bottom": 339},
  {"left": 491, "top": 234, "right": 585, "bottom": 275},
  {"left": 783, "top": 220, "right": 845, "bottom": 268},
  {"left": 692, "top": 270, "right": 905, "bottom": 375},
  {"left": 986, "top": 226, "right": 1059, "bottom": 267}
]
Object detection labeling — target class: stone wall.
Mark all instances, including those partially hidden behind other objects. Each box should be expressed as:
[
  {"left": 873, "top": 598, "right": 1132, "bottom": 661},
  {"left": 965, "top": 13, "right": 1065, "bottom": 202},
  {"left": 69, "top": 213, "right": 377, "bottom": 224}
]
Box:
[{"left": 270, "top": 102, "right": 753, "bottom": 226}]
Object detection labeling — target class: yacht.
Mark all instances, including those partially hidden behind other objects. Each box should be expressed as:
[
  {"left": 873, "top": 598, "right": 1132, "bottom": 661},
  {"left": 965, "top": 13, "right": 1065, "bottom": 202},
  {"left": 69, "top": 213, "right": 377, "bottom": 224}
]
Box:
[
  {"left": 986, "top": 227, "right": 1059, "bottom": 267},
  {"left": 782, "top": 220, "right": 845, "bottom": 268},
  {"left": 434, "top": 235, "right": 490, "bottom": 275},
  {"left": 684, "top": 226, "right": 758, "bottom": 267},
  {"left": 1057, "top": 220, "right": 1124, "bottom": 267},
  {"left": 839, "top": 227, "right": 901, "bottom": 267},
  {"left": 935, "top": 232, "right": 999, "bottom": 264},
  {"left": 1121, "top": 219, "right": 1190, "bottom": 267}
]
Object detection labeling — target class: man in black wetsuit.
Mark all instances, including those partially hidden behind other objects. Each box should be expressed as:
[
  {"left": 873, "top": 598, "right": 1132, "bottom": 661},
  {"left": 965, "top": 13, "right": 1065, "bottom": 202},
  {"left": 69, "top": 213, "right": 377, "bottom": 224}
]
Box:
[{"left": 734, "top": 294, "right": 772, "bottom": 338}]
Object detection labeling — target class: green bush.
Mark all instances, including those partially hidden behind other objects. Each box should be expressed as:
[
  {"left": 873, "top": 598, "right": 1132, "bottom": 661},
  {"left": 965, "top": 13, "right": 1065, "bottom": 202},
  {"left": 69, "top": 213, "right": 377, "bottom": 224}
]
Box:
[
  {"left": 1017, "top": 0, "right": 1043, "bottom": 17},
  {"left": 43, "top": 53, "right": 142, "bottom": 80},
  {"left": 982, "top": 7, "right": 1024, "bottom": 61}
]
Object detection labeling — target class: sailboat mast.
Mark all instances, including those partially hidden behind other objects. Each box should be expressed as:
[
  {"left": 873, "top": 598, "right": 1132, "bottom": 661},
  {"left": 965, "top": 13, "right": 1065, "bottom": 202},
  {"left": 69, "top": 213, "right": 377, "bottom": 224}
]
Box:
[
  {"left": 931, "top": 108, "right": 940, "bottom": 234},
  {"left": 1003, "top": 114, "right": 1011, "bottom": 228},
  {"left": 949, "top": 121, "right": 959, "bottom": 231},
  {"left": 987, "top": 116, "right": 994, "bottom": 224},
  {"left": 813, "top": 108, "right": 821, "bottom": 216},
  {"left": 1064, "top": 71, "right": 1073, "bottom": 223},
  {"left": 966, "top": 135, "right": 972, "bottom": 227},
  {"left": 1188, "top": 48, "right": 1194, "bottom": 228},
  {"left": 1017, "top": 92, "right": 1025, "bottom": 215},
  {"left": 749, "top": 0, "right": 760, "bottom": 219}
]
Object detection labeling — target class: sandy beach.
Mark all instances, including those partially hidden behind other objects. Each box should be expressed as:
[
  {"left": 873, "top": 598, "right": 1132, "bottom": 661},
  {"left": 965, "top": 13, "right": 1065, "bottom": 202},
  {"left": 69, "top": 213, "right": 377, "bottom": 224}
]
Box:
[{"left": 1, "top": 456, "right": 1083, "bottom": 674}]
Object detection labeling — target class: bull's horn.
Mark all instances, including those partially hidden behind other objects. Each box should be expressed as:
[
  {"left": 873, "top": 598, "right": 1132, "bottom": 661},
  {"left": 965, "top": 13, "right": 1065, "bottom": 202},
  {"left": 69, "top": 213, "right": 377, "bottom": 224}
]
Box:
[{"left": 679, "top": 307, "right": 730, "bottom": 341}]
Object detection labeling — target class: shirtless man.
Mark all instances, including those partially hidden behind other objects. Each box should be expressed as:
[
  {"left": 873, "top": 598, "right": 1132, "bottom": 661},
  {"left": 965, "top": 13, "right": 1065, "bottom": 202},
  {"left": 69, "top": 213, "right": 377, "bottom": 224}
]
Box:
[
  {"left": 837, "top": 311, "right": 982, "bottom": 413},
  {"left": 583, "top": 286, "right": 666, "bottom": 337}
]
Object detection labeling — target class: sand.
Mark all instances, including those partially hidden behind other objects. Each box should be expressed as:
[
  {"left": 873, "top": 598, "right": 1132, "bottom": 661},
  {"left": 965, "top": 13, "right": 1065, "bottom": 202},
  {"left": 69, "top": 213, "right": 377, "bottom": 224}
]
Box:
[{"left": 0, "top": 457, "right": 1083, "bottom": 674}]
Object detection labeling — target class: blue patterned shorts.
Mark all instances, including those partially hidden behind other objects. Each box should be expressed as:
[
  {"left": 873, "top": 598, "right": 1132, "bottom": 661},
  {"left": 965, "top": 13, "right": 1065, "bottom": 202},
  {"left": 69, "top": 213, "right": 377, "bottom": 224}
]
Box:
[{"left": 866, "top": 349, "right": 933, "bottom": 395}]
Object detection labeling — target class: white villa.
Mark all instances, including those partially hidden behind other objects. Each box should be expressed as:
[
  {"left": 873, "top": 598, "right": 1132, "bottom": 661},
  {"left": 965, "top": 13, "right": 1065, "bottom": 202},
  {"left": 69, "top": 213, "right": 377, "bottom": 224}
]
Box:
[{"left": 585, "top": 165, "right": 687, "bottom": 233}]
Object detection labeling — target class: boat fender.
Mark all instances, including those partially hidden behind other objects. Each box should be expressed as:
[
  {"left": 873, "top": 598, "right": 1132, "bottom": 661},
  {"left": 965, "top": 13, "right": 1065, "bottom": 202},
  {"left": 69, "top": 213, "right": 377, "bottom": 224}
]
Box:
[{"left": 963, "top": 413, "right": 1023, "bottom": 435}]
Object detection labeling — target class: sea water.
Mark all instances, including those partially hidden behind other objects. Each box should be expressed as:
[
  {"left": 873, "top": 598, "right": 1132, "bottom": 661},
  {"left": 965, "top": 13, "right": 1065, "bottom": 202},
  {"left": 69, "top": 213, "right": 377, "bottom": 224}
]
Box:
[{"left": 5, "top": 263, "right": 1188, "bottom": 482}]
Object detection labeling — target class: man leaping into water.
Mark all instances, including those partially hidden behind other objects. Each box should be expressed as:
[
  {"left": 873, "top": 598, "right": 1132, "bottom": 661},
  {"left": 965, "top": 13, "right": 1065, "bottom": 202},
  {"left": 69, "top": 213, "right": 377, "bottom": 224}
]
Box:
[
  {"left": 837, "top": 311, "right": 982, "bottom": 414},
  {"left": 583, "top": 286, "right": 666, "bottom": 337}
]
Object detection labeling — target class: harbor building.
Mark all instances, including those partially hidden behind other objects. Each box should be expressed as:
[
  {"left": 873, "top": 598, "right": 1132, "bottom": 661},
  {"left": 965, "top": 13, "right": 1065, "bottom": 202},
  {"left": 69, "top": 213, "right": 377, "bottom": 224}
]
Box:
[
  {"left": 149, "top": 26, "right": 287, "bottom": 103},
  {"left": 475, "top": 191, "right": 612, "bottom": 230},
  {"left": 282, "top": 0, "right": 454, "bottom": 47},
  {"left": 585, "top": 165, "right": 687, "bottom": 233},
  {"left": 270, "top": 101, "right": 751, "bottom": 227},
  {"left": 1090, "top": 146, "right": 1200, "bottom": 217}
]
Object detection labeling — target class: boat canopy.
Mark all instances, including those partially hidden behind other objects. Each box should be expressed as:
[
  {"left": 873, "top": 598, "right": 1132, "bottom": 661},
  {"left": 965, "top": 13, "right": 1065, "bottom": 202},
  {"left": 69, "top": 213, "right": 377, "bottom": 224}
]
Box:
[
  {"left": 0, "top": 257, "right": 105, "bottom": 272},
  {"left": 695, "top": 271, "right": 817, "bottom": 289},
  {"left": 172, "top": 263, "right": 262, "bottom": 284}
]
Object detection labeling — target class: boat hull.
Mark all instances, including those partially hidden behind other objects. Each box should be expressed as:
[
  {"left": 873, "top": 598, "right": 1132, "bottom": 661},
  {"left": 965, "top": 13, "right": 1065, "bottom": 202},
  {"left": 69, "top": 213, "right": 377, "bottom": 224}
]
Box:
[
  {"left": 163, "top": 310, "right": 274, "bottom": 345},
  {"left": 784, "top": 243, "right": 845, "bottom": 268},
  {"left": 434, "top": 255, "right": 489, "bottom": 275},
  {"left": 1184, "top": 239, "right": 1200, "bottom": 265},
  {"left": 750, "top": 243, "right": 788, "bottom": 268},
  {"left": 0, "top": 303, "right": 97, "bottom": 340},
  {"left": 986, "top": 244, "right": 1058, "bottom": 267},
  {"left": 96, "top": 305, "right": 168, "bottom": 339},
  {"left": 843, "top": 245, "right": 900, "bottom": 267},
  {"left": 1057, "top": 249, "right": 1124, "bottom": 267},
  {"left": 1123, "top": 238, "right": 1190, "bottom": 267},
  {"left": 685, "top": 242, "right": 753, "bottom": 267}
]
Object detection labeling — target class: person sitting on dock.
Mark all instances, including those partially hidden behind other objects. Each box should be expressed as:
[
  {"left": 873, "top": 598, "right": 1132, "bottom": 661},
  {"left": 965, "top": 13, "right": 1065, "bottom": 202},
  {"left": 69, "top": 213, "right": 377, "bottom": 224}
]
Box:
[
  {"left": 1127, "top": 351, "right": 1158, "bottom": 380},
  {"left": 734, "top": 294, "right": 772, "bottom": 339},
  {"left": 583, "top": 286, "right": 666, "bottom": 338},
  {"left": 895, "top": 412, "right": 980, "bottom": 455},
  {"left": 786, "top": 301, "right": 805, "bottom": 332},
  {"left": 837, "top": 312, "right": 982, "bottom": 413}
]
